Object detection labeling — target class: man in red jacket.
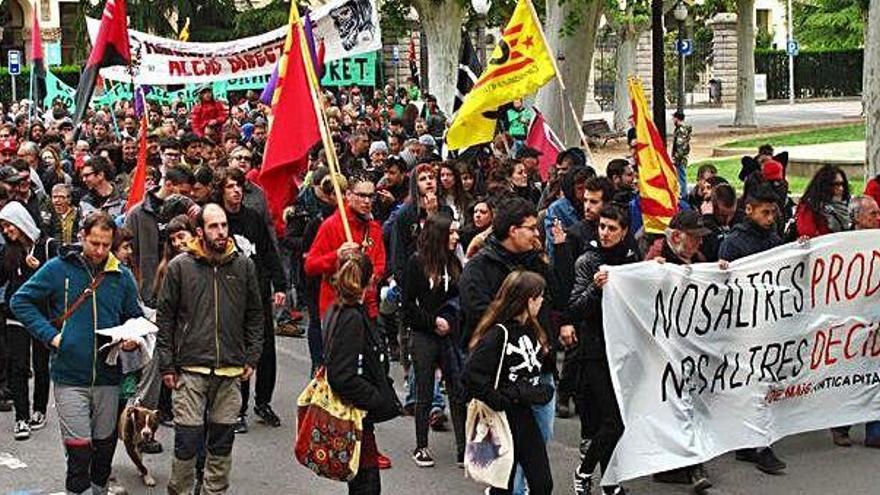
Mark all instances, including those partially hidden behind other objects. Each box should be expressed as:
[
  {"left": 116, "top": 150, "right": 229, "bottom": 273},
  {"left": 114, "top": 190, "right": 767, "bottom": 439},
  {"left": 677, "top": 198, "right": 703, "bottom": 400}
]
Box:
[
  {"left": 191, "top": 87, "right": 227, "bottom": 137},
  {"left": 304, "top": 175, "right": 386, "bottom": 320}
]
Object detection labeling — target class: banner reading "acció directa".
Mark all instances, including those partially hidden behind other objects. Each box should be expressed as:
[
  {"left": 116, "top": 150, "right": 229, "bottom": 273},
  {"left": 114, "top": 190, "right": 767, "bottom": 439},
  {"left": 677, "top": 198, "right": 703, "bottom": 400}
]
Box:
[
  {"left": 86, "top": 0, "right": 382, "bottom": 85},
  {"left": 601, "top": 230, "right": 880, "bottom": 484}
]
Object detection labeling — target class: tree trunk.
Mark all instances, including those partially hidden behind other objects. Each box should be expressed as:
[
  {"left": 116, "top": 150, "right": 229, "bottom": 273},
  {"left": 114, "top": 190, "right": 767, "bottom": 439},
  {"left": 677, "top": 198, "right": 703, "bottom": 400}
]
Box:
[
  {"left": 412, "top": 0, "right": 466, "bottom": 116},
  {"left": 613, "top": 26, "right": 640, "bottom": 131},
  {"left": 734, "top": 0, "right": 757, "bottom": 126},
  {"left": 866, "top": 0, "right": 880, "bottom": 176},
  {"left": 535, "top": 0, "right": 604, "bottom": 147}
]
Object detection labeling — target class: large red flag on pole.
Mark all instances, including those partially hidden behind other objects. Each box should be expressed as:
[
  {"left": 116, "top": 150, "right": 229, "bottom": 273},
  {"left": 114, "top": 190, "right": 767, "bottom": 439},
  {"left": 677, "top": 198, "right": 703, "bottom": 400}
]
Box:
[
  {"left": 125, "top": 115, "right": 148, "bottom": 211},
  {"left": 73, "top": 0, "right": 131, "bottom": 128},
  {"left": 259, "top": 4, "right": 321, "bottom": 235},
  {"left": 30, "top": 1, "right": 46, "bottom": 108},
  {"left": 524, "top": 109, "right": 563, "bottom": 181}
]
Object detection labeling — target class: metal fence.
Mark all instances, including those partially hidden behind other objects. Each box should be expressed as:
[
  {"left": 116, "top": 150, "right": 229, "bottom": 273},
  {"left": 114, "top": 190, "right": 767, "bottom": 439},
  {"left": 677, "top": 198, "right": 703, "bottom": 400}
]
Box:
[{"left": 755, "top": 49, "right": 864, "bottom": 100}]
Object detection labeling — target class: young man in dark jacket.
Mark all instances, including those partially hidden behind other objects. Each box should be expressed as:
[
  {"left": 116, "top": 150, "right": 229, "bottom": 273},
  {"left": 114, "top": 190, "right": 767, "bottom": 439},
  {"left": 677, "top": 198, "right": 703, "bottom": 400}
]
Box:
[
  {"left": 718, "top": 185, "right": 788, "bottom": 476},
  {"left": 459, "top": 196, "right": 561, "bottom": 494},
  {"left": 156, "top": 204, "right": 264, "bottom": 495},
  {"left": 12, "top": 212, "right": 143, "bottom": 495},
  {"left": 718, "top": 185, "right": 783, "bottom": 264},
  {"left": 217, "top": 167, "right": 287, "bottom": 432}
]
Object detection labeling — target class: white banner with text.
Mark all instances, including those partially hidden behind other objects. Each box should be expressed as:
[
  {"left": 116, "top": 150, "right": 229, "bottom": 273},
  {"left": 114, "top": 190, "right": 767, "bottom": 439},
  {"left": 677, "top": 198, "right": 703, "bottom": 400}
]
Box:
[{"left": 601, "top": 231, "right": 880, "bottom": 483}]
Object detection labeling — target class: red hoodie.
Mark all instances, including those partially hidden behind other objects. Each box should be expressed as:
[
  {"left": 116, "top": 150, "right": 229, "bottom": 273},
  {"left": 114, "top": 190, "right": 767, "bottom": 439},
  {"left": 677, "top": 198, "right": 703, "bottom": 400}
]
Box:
[
  {"left": 304, "top": 206, "right": 386, "bottom": 319},
  {"left": 191, "top": 100, "right": 227, "bottom": 137},
  {"left": 865, "top": 177, "right": 880, "bottom": 206}
]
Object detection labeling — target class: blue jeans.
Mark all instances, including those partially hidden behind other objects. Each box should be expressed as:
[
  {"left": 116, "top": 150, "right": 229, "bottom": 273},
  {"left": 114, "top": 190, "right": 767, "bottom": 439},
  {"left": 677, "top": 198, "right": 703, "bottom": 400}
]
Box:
[
  {"left": 404, "top": 366, "right": 445, "bottom": 411},
  {"left": 513, "top": 372, "right": 556, "bottom": 495},
  {"left": 867, "top": 421, "right": 880, "bottom": 442}
]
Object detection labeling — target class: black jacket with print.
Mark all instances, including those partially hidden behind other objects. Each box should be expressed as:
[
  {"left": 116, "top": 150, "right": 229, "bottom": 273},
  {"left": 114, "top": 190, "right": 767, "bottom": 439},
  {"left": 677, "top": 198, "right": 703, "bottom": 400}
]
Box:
[{"left": 464, "top": 321, "right": 553, "bottom": 412}]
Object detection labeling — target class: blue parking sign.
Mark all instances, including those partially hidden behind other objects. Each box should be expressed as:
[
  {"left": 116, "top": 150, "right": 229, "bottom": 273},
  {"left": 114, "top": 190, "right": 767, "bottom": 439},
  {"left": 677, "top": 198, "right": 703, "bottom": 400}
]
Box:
[
  {"left": 8, "top": 50, "right": 21, "bottom": 75},
  {"left": 786, "top": 40, "right": 799, "bottom": 57}
]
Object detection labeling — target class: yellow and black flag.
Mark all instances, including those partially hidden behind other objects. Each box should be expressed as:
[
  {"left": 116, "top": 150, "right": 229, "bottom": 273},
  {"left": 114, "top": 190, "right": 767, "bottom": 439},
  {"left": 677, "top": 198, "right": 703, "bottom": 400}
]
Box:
[{"left": 446, "top": 0, "right": 555, "bottom": 150}]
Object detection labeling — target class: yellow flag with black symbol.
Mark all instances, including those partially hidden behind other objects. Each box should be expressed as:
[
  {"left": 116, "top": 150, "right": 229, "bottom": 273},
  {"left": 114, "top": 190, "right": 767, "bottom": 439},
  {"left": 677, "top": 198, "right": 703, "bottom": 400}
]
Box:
[{"left": 446, "top": 0, "right": 556, "bottom": 150}]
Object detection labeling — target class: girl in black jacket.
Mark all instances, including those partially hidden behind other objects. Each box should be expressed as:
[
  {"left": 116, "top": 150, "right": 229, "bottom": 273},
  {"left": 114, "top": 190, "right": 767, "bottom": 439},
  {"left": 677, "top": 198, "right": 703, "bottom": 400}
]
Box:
[
  {"left": 569, "top": 206, "right": 640, "bottom": 495},
  {"left": 464, "top": 271, "right": 554, "bottom": 495},
  {"left": 403, "top": 214, "right": 465, "bottom": 467},
  {"left": 325, "top": 251, "right": 400, "bottom": 495},
  {"left": 0, "top": 201, "right": 59, "bottom": 440}
]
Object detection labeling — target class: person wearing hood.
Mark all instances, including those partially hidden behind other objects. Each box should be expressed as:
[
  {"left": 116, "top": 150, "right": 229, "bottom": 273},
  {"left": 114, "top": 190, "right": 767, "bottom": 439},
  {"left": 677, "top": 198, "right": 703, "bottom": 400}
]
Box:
[
  {"left": 568, "top": 206, "right": 641, "bottom": 495},
  {"left": 0, "top": 201, "right": 58, "bottom": 440},
  {"left": 156, "top": 204, "right": 264, "bottom": 495},
  {"left": 543, "top": 168, "right": 591, "bottom": 261}
]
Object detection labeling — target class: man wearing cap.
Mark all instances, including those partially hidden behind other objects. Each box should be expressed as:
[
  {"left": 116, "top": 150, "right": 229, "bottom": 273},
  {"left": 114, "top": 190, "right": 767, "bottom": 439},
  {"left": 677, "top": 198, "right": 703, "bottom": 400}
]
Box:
[
  {"left": 0, "top": 137, "right": 18, "bottom": 166},
  {"left": 646, "top": 208, "right": 713, "bottom": 491},
  {"left": 191, "top": 87, "right": 227, "bottom": 138}
]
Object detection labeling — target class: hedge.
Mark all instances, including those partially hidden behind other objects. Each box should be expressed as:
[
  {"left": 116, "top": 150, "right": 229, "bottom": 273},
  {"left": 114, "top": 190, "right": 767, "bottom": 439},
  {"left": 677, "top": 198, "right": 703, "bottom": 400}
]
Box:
[{"left": 0, "top": 65, "right": 81, "bottom": 103}]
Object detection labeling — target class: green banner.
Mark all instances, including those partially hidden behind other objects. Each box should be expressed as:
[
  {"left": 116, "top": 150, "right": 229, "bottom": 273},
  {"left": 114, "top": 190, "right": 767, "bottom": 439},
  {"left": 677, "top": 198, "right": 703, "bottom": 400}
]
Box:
[
  {"left": 321, "top": 52, "right": 377, "bottom": 87},
  {"left": 44, "top": 71, "right": 76, "bottom": 111}
]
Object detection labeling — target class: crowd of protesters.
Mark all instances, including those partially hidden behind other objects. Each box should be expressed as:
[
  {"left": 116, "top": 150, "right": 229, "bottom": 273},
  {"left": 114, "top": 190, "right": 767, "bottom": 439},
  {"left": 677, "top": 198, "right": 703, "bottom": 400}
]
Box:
[{"left": 0, "top": 79, "right": 878, "bottom": 495}]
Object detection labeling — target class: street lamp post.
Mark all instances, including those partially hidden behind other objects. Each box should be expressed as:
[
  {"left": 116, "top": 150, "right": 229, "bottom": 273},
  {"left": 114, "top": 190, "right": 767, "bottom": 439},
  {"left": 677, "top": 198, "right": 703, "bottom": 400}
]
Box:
[
  {"left": 472, "top": 0, "right": 492, "bottom": 66},
  {"left": 673, "top": 0, "right": 688, "bottom": 115},
  {"left": 651, "top": 0, "right": 666, "bottom": 140}
]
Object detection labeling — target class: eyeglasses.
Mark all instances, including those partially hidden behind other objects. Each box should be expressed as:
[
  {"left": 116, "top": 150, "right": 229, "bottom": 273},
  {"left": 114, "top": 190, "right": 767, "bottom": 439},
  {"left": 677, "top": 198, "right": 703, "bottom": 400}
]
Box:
[
  {"left": 517, "top": 223, "right": 539, "bottom": 232},
  {"left": 231, "top": 155, "right": 253, "bottom": 161},
  {"left": 351, "top": 191, "right": 375, "bottom": 200}
]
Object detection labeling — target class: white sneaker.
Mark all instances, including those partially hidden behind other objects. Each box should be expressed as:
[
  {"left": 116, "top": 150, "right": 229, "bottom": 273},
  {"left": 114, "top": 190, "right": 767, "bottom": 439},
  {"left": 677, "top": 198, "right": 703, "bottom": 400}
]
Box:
[
  {"left": 13, "top": 420, "right": 31, "bottom": 440},
  {"left": 29, "top": 411, "right": 47, "bottom": 430}
]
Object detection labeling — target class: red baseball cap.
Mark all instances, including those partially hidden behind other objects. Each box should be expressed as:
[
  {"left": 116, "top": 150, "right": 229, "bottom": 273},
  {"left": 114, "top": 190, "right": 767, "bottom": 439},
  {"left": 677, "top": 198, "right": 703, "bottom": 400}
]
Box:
[{"left": 762, "top": 159, "right": 785, "bottom": 181}]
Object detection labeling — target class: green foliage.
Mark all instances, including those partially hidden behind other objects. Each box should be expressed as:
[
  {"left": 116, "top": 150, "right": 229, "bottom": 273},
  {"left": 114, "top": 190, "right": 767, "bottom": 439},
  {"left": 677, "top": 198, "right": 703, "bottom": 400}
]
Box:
[
  {"left": 233, "top": 0, "right": 291, "bottom": 38},
  {"left": 723, "top": 123, "right": 865, "bottom": 148},
  {"left": 793, "top": 0, "right": 866, "bottom": 50},
  {"left": 0, "top": 66, "right": 82, "bottom": 105},
  {"left": 755, "top": 29, "right": 774, "bottom": 49}
]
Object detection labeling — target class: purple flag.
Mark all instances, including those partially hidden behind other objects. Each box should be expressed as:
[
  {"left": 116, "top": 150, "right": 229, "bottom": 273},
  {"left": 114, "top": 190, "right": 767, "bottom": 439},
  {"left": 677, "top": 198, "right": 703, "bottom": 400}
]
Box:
[
  {"left": 260, "top": 65, "right": 278, "bottom": 105},
  {"left": 134, "top": 85, "right": 151, "bottom": 118},
  {"left": 260, "top": 12, "right": 322, "bottom": 106}
]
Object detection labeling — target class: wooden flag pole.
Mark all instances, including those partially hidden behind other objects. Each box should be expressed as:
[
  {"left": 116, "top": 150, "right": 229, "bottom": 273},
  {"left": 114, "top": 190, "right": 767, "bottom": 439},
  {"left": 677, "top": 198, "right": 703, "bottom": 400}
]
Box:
[
  {"left": 292, "top": 10, "right": 353, "bottom": 243},
  {"left": 523, "top": 0, "right": 595, "bottom": 167}
]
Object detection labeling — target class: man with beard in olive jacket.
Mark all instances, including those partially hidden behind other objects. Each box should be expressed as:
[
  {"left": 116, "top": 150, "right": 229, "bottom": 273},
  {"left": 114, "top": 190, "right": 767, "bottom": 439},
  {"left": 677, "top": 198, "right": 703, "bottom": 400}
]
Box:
[{"left": 157, "top": 203, "right": 264, "bottom": 495}]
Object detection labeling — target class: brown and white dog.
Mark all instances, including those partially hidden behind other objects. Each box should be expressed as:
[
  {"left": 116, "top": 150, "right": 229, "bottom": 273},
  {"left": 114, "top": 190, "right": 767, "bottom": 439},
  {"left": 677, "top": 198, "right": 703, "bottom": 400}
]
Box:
[{"left": 118, "top": 405, "right": 159, "bottom": 487}]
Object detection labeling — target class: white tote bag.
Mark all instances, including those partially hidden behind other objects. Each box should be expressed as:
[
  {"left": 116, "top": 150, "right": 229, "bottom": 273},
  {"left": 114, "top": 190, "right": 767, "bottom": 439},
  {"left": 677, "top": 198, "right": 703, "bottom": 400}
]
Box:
[{"left": 464, "top": 324, "right": 515, "bottom": 489}]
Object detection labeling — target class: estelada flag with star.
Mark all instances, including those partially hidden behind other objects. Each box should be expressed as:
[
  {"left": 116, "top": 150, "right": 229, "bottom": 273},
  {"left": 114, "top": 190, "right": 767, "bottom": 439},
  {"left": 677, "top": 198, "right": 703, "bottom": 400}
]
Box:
[
  {"left": 628, "top": 76, "right": 679, "bottom": 233},
  {"left": 446, "top": 0, "right": 555, "bottom": 150}
]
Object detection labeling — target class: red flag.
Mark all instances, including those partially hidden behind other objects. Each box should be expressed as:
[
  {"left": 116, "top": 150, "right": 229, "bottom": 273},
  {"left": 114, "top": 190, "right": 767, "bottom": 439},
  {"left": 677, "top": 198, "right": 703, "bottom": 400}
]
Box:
[
  {"left": 73, "top": 0, "right": 131, "bottom": 127},
  {"left": 30, "top": 3, "right": 46, "bottom": 106},
  {"left": 259, "top": 4, "right": 321, "bottom": 235},
  {"left": 125, "top": 115, "right": 148, "bottom": 211},
  {"left": 525, "top": 109, "right": 563, "bottom": 181}
]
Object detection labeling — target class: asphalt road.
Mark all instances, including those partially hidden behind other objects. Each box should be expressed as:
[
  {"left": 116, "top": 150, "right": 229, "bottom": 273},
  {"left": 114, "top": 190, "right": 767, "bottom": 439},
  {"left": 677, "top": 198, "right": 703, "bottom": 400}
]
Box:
[{"left": 1, "top": 332, "right": 878, "bottom": 495}]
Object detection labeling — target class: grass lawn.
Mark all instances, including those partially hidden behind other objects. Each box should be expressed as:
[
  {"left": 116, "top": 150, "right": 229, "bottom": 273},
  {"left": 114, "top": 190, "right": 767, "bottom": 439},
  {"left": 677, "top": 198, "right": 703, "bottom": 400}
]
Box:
[
  {"left": 721, "top": 123, "right": 865, "bottom": 149},
  {"left": 687, "top": 157, "right": 865, "bottom": 196}
]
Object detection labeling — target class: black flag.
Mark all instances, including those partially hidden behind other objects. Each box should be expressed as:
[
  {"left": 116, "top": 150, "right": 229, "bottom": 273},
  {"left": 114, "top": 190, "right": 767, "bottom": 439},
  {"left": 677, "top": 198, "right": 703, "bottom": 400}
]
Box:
[
  {"left": 454, "top": 31, "right": 482, "bottom": 113},
  {"left": 73, "top": 0, "right": 131, "bottom": 128}
]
